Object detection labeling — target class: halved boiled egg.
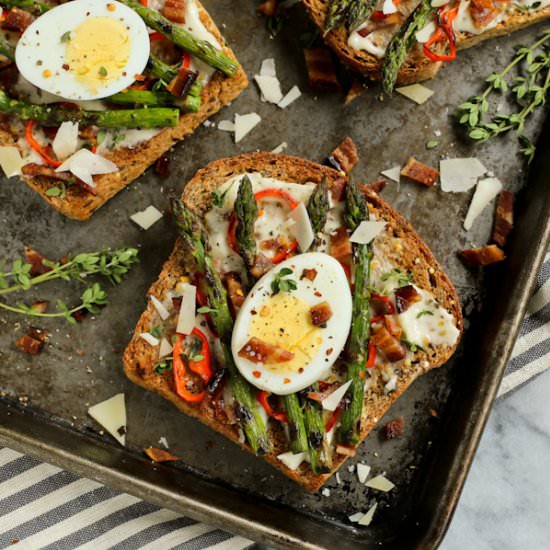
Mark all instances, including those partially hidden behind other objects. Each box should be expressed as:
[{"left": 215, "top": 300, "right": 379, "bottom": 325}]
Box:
[
  {"left": 231, "top": 253, "right": 352, "bottom": 395},
  {"left": 15, "top": 0, "right": 150, "bottom": 101}
]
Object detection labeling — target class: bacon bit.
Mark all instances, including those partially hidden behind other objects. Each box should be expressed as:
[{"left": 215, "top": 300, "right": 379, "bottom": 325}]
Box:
[
  {"left": 15, "top": 334, "right": 44, "bottom": 355},
  {"left": 371, "top": 292, "right": 395, "bottom": 315},
  {"left": 257, "top": 0, "right": 278, "bottom": 16},
  {"left": 400, "top": 157, "right": 439, "bottom": 187},
  {"left": 329, "top": 227, "right": 352, "bottom": 261},
  {"left": 172, "top": 296, "right": 182, "bottom": 310},
  {"left": 2, "top": 8, "right": 33, "bottom": 33},
  {"left": 24, "top": 246, "right": 52, "bottom": 276},
  {"left": 225, "top": 272, "right": 245, "bottom": 316},
  {"left": 301, "top": 268, "right": 317, "bottom": 281},
  {"left": 71, "top": 309, "right": 88, "bottom": 322},
  {"left": 371, "top": 326, "right": 406, "bottom": 362},
  {"left": 304, "top": 48, "right": 341, "bottom": 92},
  {"left": 383, "top": 417, "right": 404, "bottom": 440},
  {"left": 460, "top": 244, "right": 506, "bottom": 266},
  {"left": 330, "top": 176, "right": 347, "bottom": 202},
  {"left": 491, "top": 191, "right": 514, "bottom": 247},
  {"left": 310, "top": 301, "right": 333, "bottom": 326},
  {"left": 361, "top": 179, "right": 387, "bottom": 195},
  {"left": 284, "top": 377, "right": 291, "bottom": 384},
  {"left": 250, "top": 253, "right": 274, "bottom": 279},
  {"left": 22, "top": 164, "right": 99, "bottom": 196},
  {"left": 252, "top": 370, "right": 261, "bottom": 378},
  {"left": 27, "top": 326, "right": 48, "bottom": 343},
  {"left": 155, "top": 155, "right": 171, "bottom": 178},
  {"left": 167, "top": 65, "right": 198, "bottom": 98},
  {"left": 469, "top": 0, "right": 500, "bottom": 28},
  {"left": 394, "top": 285, "right": 421, "bottom": 314},
  {"left": 162, "top": 0, "right": 186, "bottom": 22},
  {"left": 144, "top": 447, "right": 180, "bottom": 462},
  {"left": 336, "top": 444, "right": 356, "bottom": 457},
  {"left": 30, "top": 301, "right": 49, "bottom": 314},
  {"left": 429, "top": 408, "right": 438, "bottom": 418},
  {"left": 384, "top": 315, "right": 402, "bottom": 340},
  {"left": 344, "top": 78, "right": 365, "bottom": 106},
  {"left": 326, "top": 347, "right": 333, "bottom": 356},
  {"left": 238, "top": 337, "right": 294, "bottom": 364},
  {"left": 328, "top": 136, "right": 359, "bottom": 174}
]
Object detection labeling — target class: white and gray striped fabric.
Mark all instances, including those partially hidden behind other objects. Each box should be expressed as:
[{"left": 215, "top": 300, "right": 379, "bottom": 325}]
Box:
[{"left": 1, "top": 252, "right": 548, "bottom": 549}]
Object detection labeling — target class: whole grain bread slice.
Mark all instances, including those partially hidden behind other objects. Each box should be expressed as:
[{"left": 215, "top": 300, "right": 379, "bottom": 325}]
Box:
[
  {"left": 2, "top": 0, "right": 248, "bottom": 221},
  {"left": 123, "top": 152, "right": 463, "bottom": 492},
  {"left": 303, "top": 0, "right": 550, "bottom": 85}
]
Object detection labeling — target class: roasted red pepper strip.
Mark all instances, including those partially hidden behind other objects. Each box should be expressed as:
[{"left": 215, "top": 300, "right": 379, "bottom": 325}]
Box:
[
  {"left": 173, "top": 334, "right": 206, "bottom": 403},
  {"left": 366, "top": 341, "right": 377, "bottom": 369},
  {"left": 139, "top": 0, "right": 148, "bottom": 5},
  {"left": 325, "top": 405, "right": 341, "bottom": 433},
  {"left": 423, "top": 6, "right": 459, "bottom": 62},
  {"left": 254, "top": 188, "right": 299, "bottom": 209},
  {"left": 148, "top": 31, "right": 165, "bottom": 41},
  {"left": 227, "top": 212, "right": 239, "bottom": 254},
  {"left": 25, "top": 120, "right": 61, "bottom": 168},
  {"left": 186, "top": 327, "right": 212, "bottom": 383},
  {"left": 257, "top": 390, "right": 289, "bottom": 423},
  {"left": 371, "top": 292, "right": 395, "bottom": 315},
  {"left": 271, "top": 239, "right": 298, "bottom": 264}
]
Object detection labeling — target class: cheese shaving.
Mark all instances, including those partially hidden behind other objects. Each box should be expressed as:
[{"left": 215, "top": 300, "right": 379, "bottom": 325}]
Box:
[
  {"left": 395, "top": 84, "right": 434, "bottom": 105},
  {"left": 260, "top": 58, "right": 276, "bottom": 77},
  {"left": 440, "top": 158, "right": 487, "bottom": 192},
  {"left": 357, "top": 463, "right": 371, "bottom": 484},
  {"left": 88, "top": 393, "right": 126, "bottom": 446},
  {"left": 365, "top": 474, "right": 395, "bottom": 492},
  {"left": 234, "top": 113, "right": 261, "bottom": 143},
  {"left": 151, "top": 295, "right": 170, "bottom": 320},
  {"left": 277, "top": 451, "right": 306, "bottom": 470},
  {"left": 321, "top": 380, "right": 352, "bottom": 411},
  {"left": 464, "top": 177, "right": 502, "bottom": 231},
  {"left": 278, "top": 85, "right": 301, "bottom": 109},
  {"left": 290, "top": 202, "right": 315, "bottom": 252},
  {"left": 358, "top": 502, "right": 378, "bottom": 526},
  {"left": 218, "top": 120, "right": 235, "bottom": 132},
  {"left": 0, "top": 146, "right": 24, "bottom": 177},
  {"left": 254, "top": 75, "right": 283, "bottom": 103},
  {"left": 271, "top": 142, "right": 288, "bottom": 154},
  {"left": 55, "top": 148, "right": 117, "bottom": 185},
  {"left": 350, "top": 221, "right": 386, "bottom": 244},
  {"left": 140, "top": 332, "right": 159, "bottom": 347},
  {"left": 176, "top": 283, "right": 196, "bottom": 335},
  {"left": 159, "top": 337, "right": 173, "bottom": 358},
  {"left": 130, "top": 205, "right": 163, "bottom": 230},
  {"left": 52, "top": 121, "right": 79, "bottom": 160},
  {"left": 381, "top": 165, "right": 401, "bottom": 183}
]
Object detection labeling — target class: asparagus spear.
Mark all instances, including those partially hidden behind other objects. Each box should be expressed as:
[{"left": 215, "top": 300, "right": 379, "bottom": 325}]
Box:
[
  {"left": 0, "top": 90, "right": 179, "bottom": 128},
  {"left": 324, "top": 0, "right": 351, "bottom": 34},
  {"left": 338, "top": 177, "right": 373, "bottom": 446},
  {"left": 120, "top": 0, "right": 238, "bottom": 77},
  {"left": 147, "top": 54, "right": 179, "bottom": 86},
  {"left": 346, "top": 0, "right": 377, "bottom": 32},
  {"left": 283, "top": 394, "right": 309, "bottom": 454},
  {"left": 0, "top": 0, "right": 49, "bottom": 14},
  {"left": 233, "top": 175, "right": 258, "bottom": 272},
  {"left": 171, "top": 199, "right": 271, "bottom": 455},
  {"left": 381, "top": 0, "right": 434, "bottom": 94},
  {"left": 306, "top": 177, "right": 330, "bottom": 247},
  {"left": 109, "top": 88, "right": 201, "bottom": 113},
  {"left": 0, "top": 36, "right": 15, "bottom": 61},
  {"left": 304, "top": 393, "right": 332, "bottom": 473}
]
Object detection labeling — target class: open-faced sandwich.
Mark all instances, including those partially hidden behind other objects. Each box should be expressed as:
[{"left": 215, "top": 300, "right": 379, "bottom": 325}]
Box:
[
  {"left": 123, "top": 153, "right": 462, "bottom": 491},
  {"left": 302, "top": 0, "right": 550, "bottom": 92},
  {"left": 0, "top": 0, "right": 247, "bottom": 219}
]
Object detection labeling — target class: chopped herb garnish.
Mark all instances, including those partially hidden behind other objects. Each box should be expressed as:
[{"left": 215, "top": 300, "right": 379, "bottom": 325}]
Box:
[
  {"left": 45, "top": 185, "right": 65, "bottom": 199},
  {"left": 98, "top": 66, "right": 108, "bottom": 78},
  {"left": 150, "top": 324, "right": 164, "bottom": 339},
  {"left": 426, "top": 140, "right": 439, "bottom": 150},
  {"left": 197, "top": 305, "right": 217, "bottom": 314},
  {"left": 60, "top": 31, "right": 71, "bottom": 43},
  {"left": 271, "top": 267, "right": 297, "bottom": 294},
  {"left": 96, "top": 129, "right": 107, "bottom": 146},
  {"left": 153, "top": 356, "right": 173, "bottom": 374},
  {"left": 416, "top": 310, "right": 434, "bottom": 319},
  {"left": 381, "top": 268, "right": 413, "bottom": 290},
  {"left": 211, "top": 180, "right": 235, "bottom": 208},
  {"left": 401, "top": 339, "right": 425, "bottom": 353}
]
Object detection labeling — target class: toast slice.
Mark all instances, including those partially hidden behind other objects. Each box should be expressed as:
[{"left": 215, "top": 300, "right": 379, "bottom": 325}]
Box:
[
  {"left": 303, "top": 0, "right": 550, "bottom": 86},
  {"left": 1, "top": 0, "right": 247, "bottom": 221},
  {"left": 123, "top": 152, "right": 462, "bottom": 491}
]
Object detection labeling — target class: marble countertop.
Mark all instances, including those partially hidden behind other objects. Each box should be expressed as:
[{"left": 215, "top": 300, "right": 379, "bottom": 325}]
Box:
[{"left": 441, "top": 369, "right": 550, "bottom": 550}]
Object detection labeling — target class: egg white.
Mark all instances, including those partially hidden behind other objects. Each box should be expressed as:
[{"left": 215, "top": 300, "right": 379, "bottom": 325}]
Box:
[
  {"left": 15, "top": 0, "right": 150, "bottom": 101},
  {"left": 231, "top": 252, "right": 353, "bottom": 395}
]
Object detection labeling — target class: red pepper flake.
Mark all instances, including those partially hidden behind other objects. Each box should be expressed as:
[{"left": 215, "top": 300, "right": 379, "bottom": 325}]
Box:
[
  {"left": 326, "top": 347, "right": 333, "bottom": 356},
  {"left": 298, "top": 367, "right": 304, "bottom": 373},
  {"left": 252, "top": 370, "right": 262, "bottom": 378},
  {"left": 283, "top": 377, "right": 291, "bottom": 384}
]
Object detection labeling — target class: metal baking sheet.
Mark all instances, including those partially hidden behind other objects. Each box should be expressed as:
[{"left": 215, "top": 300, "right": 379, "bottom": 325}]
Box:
[{"left": 1, "top": 3, "right": 549, "bottom": 548}]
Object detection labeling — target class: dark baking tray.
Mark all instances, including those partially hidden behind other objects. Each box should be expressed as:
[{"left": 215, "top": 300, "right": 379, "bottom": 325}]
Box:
[{"left": 1, "top": 3, "right": 549, "bottom": 548}]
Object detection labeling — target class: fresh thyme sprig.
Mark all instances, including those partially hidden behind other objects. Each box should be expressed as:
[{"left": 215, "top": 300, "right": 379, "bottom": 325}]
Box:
[{"left": 457, "top": 30, "right": 550, "bottom": 162}]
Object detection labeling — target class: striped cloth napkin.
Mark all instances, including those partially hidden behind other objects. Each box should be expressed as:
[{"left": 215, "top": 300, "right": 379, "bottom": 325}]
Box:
[{"left": 1, "top": 251, "right": 548, "bottom": 549}]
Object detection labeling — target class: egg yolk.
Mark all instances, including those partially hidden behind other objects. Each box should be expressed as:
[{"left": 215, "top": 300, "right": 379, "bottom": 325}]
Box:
[
  {"left": 65, "top": 17, "right": 131, "bottom": 93},
  {"left": 249, "top": 293, "right": 322, "bottom": 374}
]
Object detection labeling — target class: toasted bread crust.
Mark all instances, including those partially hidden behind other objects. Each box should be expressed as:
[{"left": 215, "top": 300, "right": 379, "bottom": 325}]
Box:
[
  {"left": 123, "top": 153, "right": 463, "bottom": 491},
  {"left": 1, "top": 0, "right": 248, "bottom": 221},
  {"left": 303, "top": 0, "right": 550, "bottom": 85}
]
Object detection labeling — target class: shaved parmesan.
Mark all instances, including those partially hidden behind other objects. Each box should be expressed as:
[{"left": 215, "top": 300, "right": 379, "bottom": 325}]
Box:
[
  {"left": 140, "top": 332, "right": 159, "bottom": 347},
  {"left": 290, "top": 202, "right": 315, "bottom": 252},
  {"left": 218, "top": 120, "right": 235, "bottom": 132},
  {"left": 151, "top": 295, "right": 170, "bottom": 320},
  {"left": 260, "top": 58, "right": 276, "bottom": 77},
  {"left": 350, "top": 221, "right": 386, "bottom": 244},
  {"left": 365, "top": 474, "right": 395, "bottom": 492},
  {"left": 416, "top": 21, "right": 437, "bottom": 43},
  {"left": 440, "top": 158, "right": 487, "bottom": 192},
  {"left": 348, "top": 512, "right": 364, "bottom": 523},
  {"left": 384, "top": 375, "right": 398, "bottom": 394},
  {"left": 159, "top": 337, "right": 173, "bottom": 358},
  {"left": 56, "top": 148, "right": 117, "bottom": 185},
  {"left": 357, "top": 463, "right": 371, "bottom": 484},
  {"left": 254, "top": 75, "right": 283, "bottom": 103},
  {"left": 88, "top": 393, "right": 126, "bottom": 446},
  {"left": 358, "top": 502, "right": 378, "bottom": 526},
  {"left": 52, "top": 121, "right": 79, "bottom": 160},
  {"left": 396, "top": 84, "right": 434, "bottom": 105},
  {"left": 234, "top": 113, "right": 261, "bottom": 143},
  {"left": 464, "top": 177, "right": 502, "bottom": 231},
  {"left": 278, "top": 85, "right": 301, "bottom": 109},
  {"left": 381, "top": 165, "right": 401, "bottom": 183},
  {"left": 382, "top": 0, "right": 397, "bottom": 14},
  {"left": 271, "top": 142, "right": 287, "bottom": 154},
  {"left": 0, "top": 146, "right": 23, "bottom": 177},
  {"left": 322, "top": 379, "right": 352, "bottom": 411},
  {"left": 277, "top": 451, "right": 306, "bottom": 470},
  {"left": 130, "top": 205, "right": 163, "bottom": 230},
  {"left": 176, "top": 283, "right": 196, "bottom": 335}
]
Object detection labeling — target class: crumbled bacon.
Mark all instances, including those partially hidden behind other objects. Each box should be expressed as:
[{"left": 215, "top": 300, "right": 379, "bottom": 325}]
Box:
[
  {"left": 2, "top": 8, "right": 33, "bottom": 33},
  {"left": 329, "top": 176, "right": 347, "bottom": 202},
  {"left": 155, "top": 156, "right": 171, "bottom": 178},
  {"left": 144, "top": 447, "right": 180, "bottom": 462},
  {"left": 383, "top": 416, "right": 404, "bottom": 440},
  {"left": 225, "top": 272, "right": 245, "bottom": 315},
  {"left": 304, "top": 48, "right": 341, "bottom": 91},
  {"left": 167, "top": 66, "right": 198, "bottom": 98},
  {"left": 491, "top": 191, "right": 514, "bottom": 247},
  {"left": 328, "top": 137, "right": 359, "bottom": 174},
  {"left": 384, "top": 315, "right": 402, "bottom": 340},
  {"left": 371, "top": 326, "right": 406, "bottom": 362},
  {"left": 301, "top": 268, "right": 317, "bottom": 281},
  {"left": 394, "top": 285, "right": 421, "bottom": 314},
  {"left": 30, "top": 301, "right": 49, "bottom": 314},
  {"left": 360, "top": 179, "right": 387, "bottom": 195},
  {"left": 162, "top": 0, "right": 186, "bottom": 23},
  {"left": 400, "top": 157, "right": 439, "bottom": 187},
  {"left": 27, "top": 326, "right": 48, "bottom": 343},
  {"left": 238, "top": 337, "right": 294, "bottom": 364},
  {"left": 257, "top": 0, "right": 278, "bottom": 16},
  {"left": 460, "top": 244, "right": 506, "bottom": 266},
  {"left": 21, "top": 164, "right": 98, "bottom": 196},
  {"left": 24, "top": 246, "right": 52, "bottom": 276},
  {"left": 469, "top": 0, "right": 500, "bottom": 28},
  {"left": 310, "top": 301, "right": 332, "bottom": 326},
  {"left": 329, "top": 227, "right": 352, "bottom": 261},
  {"left": 250, "top": 253, "right": 274, "bottom": 279},
  {"left": 344, "top": 78, "right": 365, "bottom": 106},
  {"left": 336, "top": 445, "right": 356, "bottom": 457},
  {"left": 15, "top": 334, "right": 44, "bottom": 355}
]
